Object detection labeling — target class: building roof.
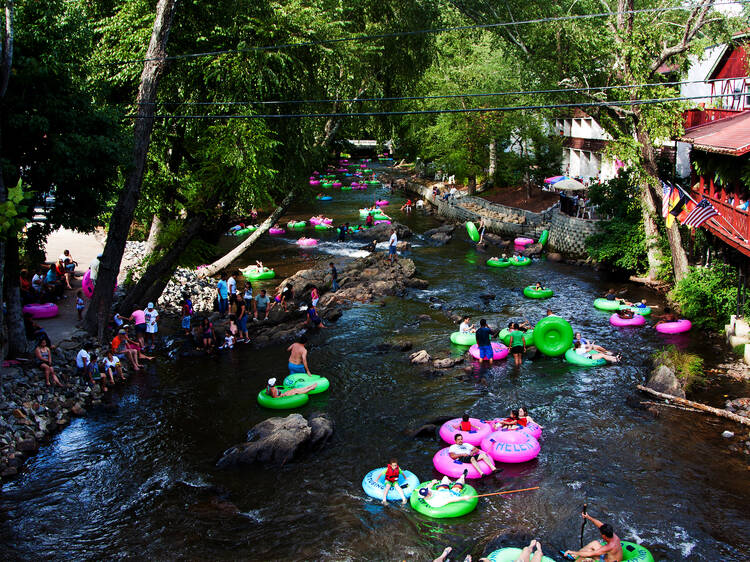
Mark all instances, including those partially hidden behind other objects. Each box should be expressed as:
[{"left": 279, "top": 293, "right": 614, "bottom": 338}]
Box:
[{"left": 681, "top": 111, "right": 750, "bottom": 155}]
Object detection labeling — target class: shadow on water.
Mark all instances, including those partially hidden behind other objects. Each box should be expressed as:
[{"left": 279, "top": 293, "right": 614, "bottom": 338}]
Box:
[{"left": 2, "top": 168, "right": 750, "bottom": 560}]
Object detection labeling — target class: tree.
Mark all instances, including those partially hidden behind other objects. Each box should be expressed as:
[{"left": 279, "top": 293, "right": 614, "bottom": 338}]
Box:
[{"left": 0, "top": 0, "right": 14, "bottom": 359}]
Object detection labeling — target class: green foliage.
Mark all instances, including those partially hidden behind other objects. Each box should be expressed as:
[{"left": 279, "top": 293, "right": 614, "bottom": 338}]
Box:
[
  {"left": 0, "top": 180, "right": 31, "bottom": 240},
  {"left": 652, "top": 345, "right": 705, "bottom": 391},
  {"left": 670, "top": 263, "right": 743, "bottom": 331}
]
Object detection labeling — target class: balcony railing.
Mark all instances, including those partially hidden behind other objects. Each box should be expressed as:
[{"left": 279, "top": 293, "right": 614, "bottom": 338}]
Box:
[
  {"left": 684, "top": 108, "right": 743, "bottom": 130},
  {"left": 692, "top": 179, "right": 750, "bottom": 256}
]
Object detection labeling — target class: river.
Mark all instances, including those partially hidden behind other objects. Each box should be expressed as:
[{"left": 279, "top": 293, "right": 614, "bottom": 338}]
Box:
[{"left": 2, "top": 167, "right": 749, "bottom": 561}]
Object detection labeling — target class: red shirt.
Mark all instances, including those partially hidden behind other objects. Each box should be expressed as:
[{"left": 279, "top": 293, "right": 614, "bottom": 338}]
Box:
[
  {"left": 459, "top": 420, "right": 472, "bottom": 431},
  {"left": 385, "top": 465, "right": 400, "bottom": 482}
]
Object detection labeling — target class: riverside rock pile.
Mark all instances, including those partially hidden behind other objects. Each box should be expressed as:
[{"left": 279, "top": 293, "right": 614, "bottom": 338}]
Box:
[{"left": 460, "top": 201, "right": 526, "bottom": 224}]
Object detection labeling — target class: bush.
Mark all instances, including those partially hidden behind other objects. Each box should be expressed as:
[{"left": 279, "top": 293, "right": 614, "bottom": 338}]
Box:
[
  {"left": 652, "top": 345, "right": 704, "bottom": 391},
  {"left": 669, "top": 262, "right": 741, "bottom": 331}
]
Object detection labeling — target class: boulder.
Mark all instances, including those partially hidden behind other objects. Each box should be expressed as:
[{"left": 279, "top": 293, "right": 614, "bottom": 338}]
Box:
[
  {"left": 646, "top": 365, "right": 686, "bottom": 398},
  {"left": 546, "top": 252, "right": 563, "bottom": 262},
  {"left": 216, "top": 413, "right": 333, "bottom": 468},
  {"left": 522, "top": 243, "right": 543, "bottom": 257},
  {"left": 396, "top": 241, "right": 411, "bottom": 252},
  {"left": 430, "top": 232, "right": 452, "bottom": 245},
  {"left": 424, "top": 224, "right": 456, "bottom": 236},
  {"left": 433, "top": 356, "right": 464, "bottom": 369},
  {"left": 350, "top": 221, "right": 413, "bottom": 242},
  {"left": 410, "top": 350, "right": 431, "bottom": 364}
]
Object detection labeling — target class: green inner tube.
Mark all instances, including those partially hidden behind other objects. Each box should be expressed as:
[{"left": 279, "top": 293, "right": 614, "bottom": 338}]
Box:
[
  {"left": 620, "top": 305, "right": 652, "bottom": 316},
  {"left": 409, "top": 481, "right": 478, "bottom": 519},
  {"left": 450, "top": 331, "right": 477, "bottom": 346},
  {"left": 486, "top": 548, "right": 556, "bottom": 562},
  {"left": 523, "top": 286, "right": 553, "bottom": 299},
  {"left": 466, "top": 221, "right": 480, "bottom": 242},
  {"left": 498, "top": 328, "right": 534, "bottom": 347},
  {"left": 288, "top": 221, "right": 306, "bottom": 229},
  {"left": 621, "top": 541, "right": 655, "bottom": 562},
  {"left": 538, "top": 229, "right": 549, "bottom": 246},
  {"left": 314, "top": 223, "right": 333, "bottom": 230},
  {"left": 510, "top": 256, "right": 531, "bottom": 266},
  {"left": 533, "top": 316, "right": 573, "bottom": 357},
  {"left": 256, "top": 388, "right": 310, "bottom": 409},
  {"left": 564, "top": 347, "right": 606, "bottom": 366},
  {"left": 341, "top": 186, "right": 352, "bottom": 190},
  {"left": 236, "top": 227, "right": 256, "bottom": 236},
  {"left": 593, "top": 298, "right": 623, "bottom": 311},
  {"left": 366, "top": 180, "right": 380, "bottom": 185},
  {"left": 487, "top": 258, "right": 511, "bottom": 268},
  {"left": 321, "top": 182, "right": 333, "bottom": 188},
  {"left": 282, "top": 373, "right": 330, "bottom": 394},
  {"left": 242, "top": 267, "right": 276, "bottom": 281}
]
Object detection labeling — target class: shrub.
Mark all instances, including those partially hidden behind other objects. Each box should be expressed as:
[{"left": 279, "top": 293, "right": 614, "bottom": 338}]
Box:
[
  {"left": 669, "top": 263, "right": 741, "bottom": 332},
  {"left": 652, "top": 345, "right": 704, "bottom": 391}
]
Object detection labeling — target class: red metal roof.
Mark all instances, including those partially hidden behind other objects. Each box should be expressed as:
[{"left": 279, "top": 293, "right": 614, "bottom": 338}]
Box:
[{"left": 681, "top": 111, "right": 750, "bottom": 155}]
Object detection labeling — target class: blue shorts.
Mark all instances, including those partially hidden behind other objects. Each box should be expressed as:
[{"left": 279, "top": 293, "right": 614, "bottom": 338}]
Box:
[
  {"left": 478, "top": 345, "right": 493, "bottom": 360},
  {"left": 181, "top": 316, "right": 191, "bottom": 330},
  {"left": 237, "top": 316, "right": 247, "bottom": 331},
  {"left": 288, "top": 362, "right": 306, "bottom": 375},
  {"left": 389, "top": 245, "right": 396, "bottom": 255}
]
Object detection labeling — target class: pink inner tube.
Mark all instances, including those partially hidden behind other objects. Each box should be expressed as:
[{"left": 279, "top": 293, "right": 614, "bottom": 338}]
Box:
[
  {"left": 374, "top": 220, "right": 391, "bottom": 225},
  {"left": 514, "top": 237, "right": 534, "bottom": 246},
  {"left": 269, "top": 228, "right": 285, "bottom": 235},
  {"left": 297, "top": 238, "right": 318, "bottom": 246},
  {"left": 375, "top": 200, "right": 389, "bottom": 206},
  {"left": 313, "top": 171, "right": 319, "bottom": 175},
  {"left": 332, "top": 182, "right": 342, "bottom": 187},
  {"left": 322, "top": 218, "right": 333, "bottom": 224},
  {"left": 484, "top": 419, "right": 542, "bottom": 440},
  {"left": 82, "top": 269, "right": 94, "bottom": 298},
  {"left": 360, "top": 164, "right": 367, "bottom": 168},
  {"left": 468, "top": 342, "right": 509, "bottom": 361},
  {"left": 433, "top": 447, "right": 492, "bottom": 479},
  {"left": 309, "top": 180, "right": 320, "bottom": 186},
  {"left": 655, "top": 319, "right": 692, "bottom": 334},
  {"left": 609, "top": 313, "right": 646, "bottom": 327},
  {"left": 336, "top": 168, "right": 346, "bottom": 173},
  {"left": 480, "top": 430, "right": 540, "bottom": 463},
  {"left": 439, "top": 418, "right": 492, "bottom": 446},
  {"left": 23, "top": 302, "right": 59, "bottom": 319},
  {"left": 309, "top": 217, "right": 322, "bottom": 225},
  {"left": 351, "top": 182, "right": 360, "bottom": 187}
]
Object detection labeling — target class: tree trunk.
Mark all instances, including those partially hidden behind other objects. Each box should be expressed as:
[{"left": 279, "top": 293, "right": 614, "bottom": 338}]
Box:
[
  {"left": 637, "top": 385, "right": 750, "bottom": 427},
  {"left": 197, "top": 190, "right": 297, "bottom": 278},
  {"left": 4, "top": 236, "right": 27, "bottom": 357},
  {"left": 84, "top": 0, "right": 177, "bottom": 341},
  {"left": 144, "top": 213, "right": 163, "bottom": 255},
  {"left": 488, "top": 139, "right": 497, "bottom": 185},
  {"left": 639, "top": 182, "right": 663, "bottom": 281},
  {"left": 467, "top": 175, "right": 476, "bottom": 196}
]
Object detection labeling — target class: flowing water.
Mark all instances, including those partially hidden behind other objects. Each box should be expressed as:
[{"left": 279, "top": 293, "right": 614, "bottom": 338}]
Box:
[{"left": 2, "top": 170, "right": 750, "bottom": 561}]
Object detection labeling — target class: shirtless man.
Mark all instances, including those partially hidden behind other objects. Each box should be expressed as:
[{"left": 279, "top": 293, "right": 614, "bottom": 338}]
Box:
[
  {"left": 287, "top": 335, "right": 311, "bottom": 375},
  {"left": 564, "top": 512, "right": 623, "bottom": 561}
]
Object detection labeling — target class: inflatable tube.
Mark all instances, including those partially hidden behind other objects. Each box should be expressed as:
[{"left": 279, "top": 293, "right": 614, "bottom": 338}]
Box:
[
  {"left": 282, "top": 373, "right": 329, "bottom": 394},
  {"left": 468, "top": 342, "right": 509, "bottom": 361},
  {"left": 609, "top": 313, "right": 646, "bottom": 327},
  {"left": 235, "top": 227, "right": 254, "bottom": 236},
  {"left": 297, "top": 238, "right": 318, "bottom": 247},
  {"left": 309, "top": 217, "right": 322, "bottom": 225},
  {"left": 514, "top": 237, "right": 533, "bottom": 246},
  {"left": 486, "top": 548, "right": 555, "bottom": 562},
  {"left": 410, "top": 480, "right": 478, "bottom": 518},
  {"left": 287, "top": 221, "right": 306, "bottom": 229},
  {"left": 564, "top": 347, "right": 606, "bottom": 367},
  {"left": 362, "top": 467, "right": 420, "bottom": 501},
  {"left": 432, "top": 447, "right": 491, "bottom": 479},
  {"left": 257, "top": 388, "right": 309, "bottom": 409},
  {"left": 375, "top": 200, "right": 389, "bottom": 206},
  {"left": 316, "top": 195, "right": 332, "bottom": 201},
  {"left": 321, "top": 182, "right": 333, "bottom": 189},
  {"left": 314, "top": 224, "right": 333, "bottom": 231},
  {"left": 486, "top": 258, "right": 511, "bottom": 268},
  {"left": 269, "top": 228, "right": 285, "bottom": 235},
  {"left": 620, "top": 305, "right": 651, "bottom": 316},
  {"left": 82, "top": 269, "right": 95, "bottom": 298},
  {"left": 533, "top": 316, "right": 573, "bottom": 357},
  {"left": 450, "top": 332, "right": 477, "bottom": 346},
  {"left": 480, "top": 430, "right": 540, "bottom": 463},
  {"left": 538, "top": 229, "right": 549, "bottom": 246},
  {"left": 523, "top": 286, "right": 553, "bottom": 299},
  {"left": 522, "top": 421, "right": 543, "bottom": 440},
  {"left": 655, "top": 319, "right": 692, "bottom": 334},
  {"left": 309, "top": 180, "right": 320, "bottom": 186},
  {"left": 510, "top": 257, "right": 531, "bottom": 266},
  {"left": 439, "top": 418, "right": 492, "bottom": 446},
  {"left": 621, "top": 541, "right": 655, "bottom": 562},
  {"left": 466, "top": 222, "right": 480, "bottom": 242},
  {"left": 341, "top": 186, "right": 352, "bottom": 191},
  {"left": 593, "top": 298, "right": 622, "bottom": 311},
  {"left": 242, "top": 267, "right": 276, "bottom": 281},
  {"left": 365, "top": 180, "right": 380, "bottom": 186},
  {"left": 498, "top": 328, "right": 534, "bottom": 348},
  {"left": 22, "top": 302, "right": 59, "bottom": 319},
  {"left": 374, "top": 220, "right": 391, "bottom": 225}
]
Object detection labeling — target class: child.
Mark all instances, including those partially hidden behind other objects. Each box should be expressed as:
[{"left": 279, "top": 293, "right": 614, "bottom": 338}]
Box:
[
  {"left": 76, "top": 291, "right": 85, "bottom": 320},
  {"left": 219, "top": 330, "right": 235, "bottom": 350},
  {"left": 453, "top": 414, "right": 477, "bottom": 433},
  {"left": 144, "top": 302, "right": 159, "bottom": 350},
  {"left": 181, "top": 297, "right": 192, "bottom": 336},
  {"left": 226, "top": 314, "right": 238, "bottom": 337},
  {"left": 382, "top": 458, "right": 408, "bottom": 505},
  {"left": 534, "top": 282, "right": 544, "bottom": 291}
]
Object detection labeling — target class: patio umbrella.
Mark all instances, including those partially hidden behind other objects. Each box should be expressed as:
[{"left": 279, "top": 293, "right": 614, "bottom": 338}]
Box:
[
  {"left": 553, "top": 178, "right": 587, "bottom": 191},
  {"left": 544, "top": 175, "right": 568, "bottom": 184}
]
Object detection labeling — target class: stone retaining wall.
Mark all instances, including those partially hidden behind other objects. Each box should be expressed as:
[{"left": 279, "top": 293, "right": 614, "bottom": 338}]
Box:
[{"left": 547, "top": 209, "right": 603, "bottom": 256}]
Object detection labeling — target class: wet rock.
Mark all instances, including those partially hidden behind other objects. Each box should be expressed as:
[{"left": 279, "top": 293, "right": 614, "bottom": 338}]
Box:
[
  {"left": 71, "top": 403, "right": 87, "bottom": 417},
  {"left": 430, "top": 232, "right": 452, "bottom": 245},
  {"left": 521, "top": 243, "right": 543, "bottom": 257},
  {"left": 216, "top": 413, "right": 333, "bottom": 468},
  {"left": 433, "top": 356, "right": 464, "bottom": 369},
  {"left": 418, "top": 314, "right": 432, "bottom": 321},
  {"left": 350, "top": 222, "right": 413, "bottom": 242},
  {"left": 722, "top": 430, "right": 735, "bottom": 438},
  {"left": 424, "top": 224, "right": 456, "bottom": 236},
  {"left": 16, "top": 437, "right": 38, "bottom": 453},
  {"left": 409, "top": 350, "right": 431, "bottom": 364},
  {"left": 546, "top": 252, "right": 563, "bottom": 262},
  {"left": 396, "top": 241, "right": 411, "bottom": 252},
  {"left": 646, "top": 365, "right": 685, "bottom": 398}
]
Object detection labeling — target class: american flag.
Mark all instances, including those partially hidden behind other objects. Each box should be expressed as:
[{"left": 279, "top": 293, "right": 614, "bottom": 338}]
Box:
[
  {"left": 682, "top": 199, "right": 718, "bottom": 228},
  {"left": 661, "top": 182, "right": 672, "bottom": 217}
]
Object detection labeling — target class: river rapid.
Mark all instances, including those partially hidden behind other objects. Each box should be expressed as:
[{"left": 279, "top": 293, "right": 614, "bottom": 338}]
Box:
[{"left": 2, "top": 169, "right": 750, "bottom": 561}]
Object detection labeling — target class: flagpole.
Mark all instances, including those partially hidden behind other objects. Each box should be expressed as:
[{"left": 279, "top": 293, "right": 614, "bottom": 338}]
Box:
[{"left": 672, "top": 183, "right": 746, "bottom": 242}]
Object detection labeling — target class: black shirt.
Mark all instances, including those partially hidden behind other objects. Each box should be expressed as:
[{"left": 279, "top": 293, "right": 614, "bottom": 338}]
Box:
[{"left": 475, "top": 326, "right": 492, "bottom": 347}]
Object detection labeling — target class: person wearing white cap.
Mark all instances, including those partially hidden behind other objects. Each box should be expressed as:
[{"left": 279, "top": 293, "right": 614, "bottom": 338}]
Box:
[
  {"left": 265, "top": 377, "right": 316, "bottom": 398},
  {"left": 144, "top": 302, "right": 159, "bottom": 350}
]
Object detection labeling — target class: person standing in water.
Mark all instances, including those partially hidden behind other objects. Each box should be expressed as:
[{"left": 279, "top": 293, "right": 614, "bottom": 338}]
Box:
[
  {"left": 287, "top": 335, "right": 311, "bottom": 375},
  {"left": 388, "top": 228, "right": 398, "bottom": 264},
  {"left": 509, "top": 322, "right": 526, "bottom": 367}
]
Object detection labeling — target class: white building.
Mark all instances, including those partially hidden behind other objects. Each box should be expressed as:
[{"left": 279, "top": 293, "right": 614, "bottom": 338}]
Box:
[{"left": 554, "top": 111, "right": 618, "bottom": 182}]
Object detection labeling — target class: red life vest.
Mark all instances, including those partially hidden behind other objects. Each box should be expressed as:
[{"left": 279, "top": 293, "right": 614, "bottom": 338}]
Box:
[
  {"left": 385, "top": 464, "right": 400, "bottom": 482},
  {"left": 459, "top": 421, "right": 472, "bottom": 431},
  {"left": 517, "top": 417, "right": 529, "bottom": 427}
]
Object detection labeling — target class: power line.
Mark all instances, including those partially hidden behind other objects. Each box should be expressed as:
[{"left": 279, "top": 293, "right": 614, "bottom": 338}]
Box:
[
  {"left": 106, "top": 1, "right": 749, "bottom": 66},
  {"left": 125, "top": 92, "right": 743, "bottom": 120},
  {"left": 143, "top": 77, "right": 735, "bottom": 106}
]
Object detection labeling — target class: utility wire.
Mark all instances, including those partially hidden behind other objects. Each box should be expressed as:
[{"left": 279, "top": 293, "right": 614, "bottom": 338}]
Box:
[
  {"left": 125, "top": 92, "right": 743, "bottom": 120},
  {"left": 106, "top": 1, "right": 749, "bottom": 66},
  {"left": 142, "top": 77, "right": 740, "bottom": 106}
]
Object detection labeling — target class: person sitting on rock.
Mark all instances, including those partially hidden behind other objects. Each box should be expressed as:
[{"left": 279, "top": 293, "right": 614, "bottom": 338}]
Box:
[
  {"left": 265, "top": 377, "right": 316, "bottom": 398},
  {"left": 111, "top": 329, "right": 142, "bottom": 370},
  {"left": 218, "top": 330, "right": 235, "bottom": 350},
  {"left": 103, "top": 349, "right": 126, "bottom": 384},
  {"left": 417, "top": 472, "right": 470, "bottom": 508},
  {"left": 201, "top": 317, "right": 216, "bottom": 351},
  {"left": 306, "top": 303, "right": 326, "bottom": 329},
  {"left": 35, "top": 337, "right": 63, "bottom": 388}
]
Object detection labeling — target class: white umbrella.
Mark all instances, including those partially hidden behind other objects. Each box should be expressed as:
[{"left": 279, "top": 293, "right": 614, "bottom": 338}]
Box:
[{"left": 553, "top": 178, "right": 587, "bottom": 191}]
